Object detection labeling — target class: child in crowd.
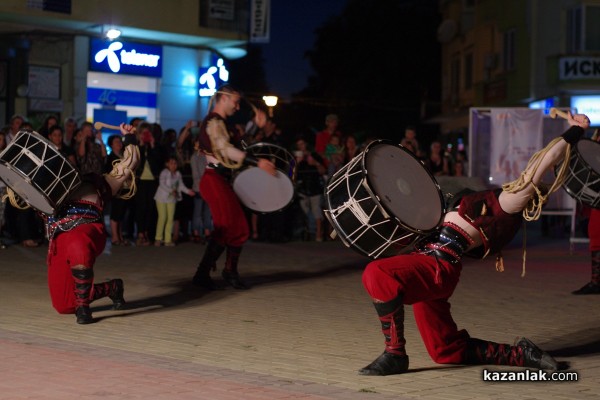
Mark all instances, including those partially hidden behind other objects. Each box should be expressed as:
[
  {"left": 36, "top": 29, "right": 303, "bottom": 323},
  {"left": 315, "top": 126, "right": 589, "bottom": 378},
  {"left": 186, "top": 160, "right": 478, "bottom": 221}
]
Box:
[
  {"left": 325, "top": 136, "right": 344, "bottom": 177},
  {"left": 154, "top": 156, "right": 195, "bottom": 246}
]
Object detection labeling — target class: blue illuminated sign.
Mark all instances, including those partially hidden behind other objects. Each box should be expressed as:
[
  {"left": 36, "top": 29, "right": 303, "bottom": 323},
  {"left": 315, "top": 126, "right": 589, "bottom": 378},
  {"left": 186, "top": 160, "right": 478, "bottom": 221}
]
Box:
[
  {"left": 199, "top": 56, "right": 229, "bottom": 97},
  {"left": 87, "top": 88, "right": 157, "bottom": 108},
  {"left": 571, "top": 95, "right": 600, "bottom": 126},
  {"left": 90, "top": 38, "right": 162, "bottom": 77},
  {"left": 528, "top": 97, "right": 555, "bottom": 115}
]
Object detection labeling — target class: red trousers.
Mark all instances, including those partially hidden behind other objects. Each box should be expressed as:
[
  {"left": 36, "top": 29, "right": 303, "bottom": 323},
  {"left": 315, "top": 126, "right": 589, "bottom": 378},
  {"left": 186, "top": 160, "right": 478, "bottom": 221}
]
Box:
[
  {"left": 362, "top": 253, "right": 470, "bottom": 364},
  {"left": 200, "top": 169, "right": 249, "bottom": 247},
  {"left": 47, "top": 223, "right": 106, "bottom": 314},
  {"left": 589, "top": 208, "right": 600, "bottom": 251}
]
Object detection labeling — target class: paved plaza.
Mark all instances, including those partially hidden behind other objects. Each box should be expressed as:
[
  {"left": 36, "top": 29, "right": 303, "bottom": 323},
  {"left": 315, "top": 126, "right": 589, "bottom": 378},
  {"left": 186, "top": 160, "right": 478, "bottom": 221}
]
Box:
[{"left": 0, "top": 226, "right": 599, "bottom": 399}]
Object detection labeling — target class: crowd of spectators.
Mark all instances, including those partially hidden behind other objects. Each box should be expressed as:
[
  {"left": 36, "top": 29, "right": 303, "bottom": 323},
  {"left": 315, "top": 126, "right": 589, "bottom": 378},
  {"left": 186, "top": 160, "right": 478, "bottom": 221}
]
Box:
[{"left": 0, "top": 113, "right": 469, "bottom": 248}]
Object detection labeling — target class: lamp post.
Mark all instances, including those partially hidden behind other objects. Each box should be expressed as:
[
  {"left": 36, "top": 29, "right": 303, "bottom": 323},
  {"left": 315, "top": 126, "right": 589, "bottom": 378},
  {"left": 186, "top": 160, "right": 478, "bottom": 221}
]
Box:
[{"left": 262, "top": 95, "right": 278, "bottom": 118}]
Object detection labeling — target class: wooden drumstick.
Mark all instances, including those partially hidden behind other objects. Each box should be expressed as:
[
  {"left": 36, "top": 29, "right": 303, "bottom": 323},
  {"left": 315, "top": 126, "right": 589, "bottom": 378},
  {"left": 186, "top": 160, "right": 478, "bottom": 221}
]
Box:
[
  {"left": 93, "top": 121, "right": 136, "bottom": 132},
  {"left": 549, "top": 108, "right": 570, "bottom": 120},
  {"left": 244, "top": 97, "right": 259, "bottom": 113}
]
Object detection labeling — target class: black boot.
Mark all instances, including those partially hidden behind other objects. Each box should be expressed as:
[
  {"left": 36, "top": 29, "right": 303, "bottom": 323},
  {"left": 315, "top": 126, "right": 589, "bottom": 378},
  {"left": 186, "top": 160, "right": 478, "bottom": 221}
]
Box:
[
  {"left": 192, "top": 240, "right": 225, "bottom": 290},
  {"left": 108, "top": 279, "right": 126, "bottom": 309},
  {"left": 572, "top": 250, "right": 600, "bottom": 294},
  {"left": 75, "top": 306, "right": 93, "bottom": 324},
  {"left": 71, "top": 266, "right": 95, "bottom": 325},
  {"left": 464, "top": 337, "right": 558, "bottom": 370},
  {"left": 93, "top": 279, "right": 126, "bottom": 309},
  {"left": 516, "top": 337, "right": 559, "bottom": 370},
  {"left": 358, "top": 296, "right": 409, "bottom": 376},
  {"left": 222, "top": 246, "right": 248, "bottom": 290},
  {"left": 572, "top": 281, "right": 600, "bottom": 295}
]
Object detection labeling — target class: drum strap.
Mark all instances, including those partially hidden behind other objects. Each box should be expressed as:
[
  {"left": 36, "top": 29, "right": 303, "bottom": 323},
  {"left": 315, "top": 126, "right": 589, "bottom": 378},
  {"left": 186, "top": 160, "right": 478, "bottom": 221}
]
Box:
[{"left": 207, "top": 163, "right": 232, "bottom": 180}]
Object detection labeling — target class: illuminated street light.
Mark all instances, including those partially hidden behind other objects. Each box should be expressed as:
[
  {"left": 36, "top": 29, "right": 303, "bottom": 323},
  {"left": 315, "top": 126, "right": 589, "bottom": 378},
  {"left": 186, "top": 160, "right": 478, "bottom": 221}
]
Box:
[
  {"left": 263, "top": 95, "right": 278, "bottom": 117},
  {"left": 105, "top": 28, "right": 121, "bottom": 40}
]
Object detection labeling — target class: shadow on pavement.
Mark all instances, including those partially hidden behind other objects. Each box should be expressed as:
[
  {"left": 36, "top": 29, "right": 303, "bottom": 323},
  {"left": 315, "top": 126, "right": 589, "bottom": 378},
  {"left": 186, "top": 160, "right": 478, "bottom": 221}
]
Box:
[
  {"left": 547, "top": 327, "right": 600, "bottom": 358},
  {"left": 92, "top": 262, "right": 363, "bottom": 321}
]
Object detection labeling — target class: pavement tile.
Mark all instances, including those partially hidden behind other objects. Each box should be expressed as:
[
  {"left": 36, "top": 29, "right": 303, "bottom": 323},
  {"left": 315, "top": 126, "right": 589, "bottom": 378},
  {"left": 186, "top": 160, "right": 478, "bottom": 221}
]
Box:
[{"left": 0, "top": 228, "right": 598, "bottom": 399}]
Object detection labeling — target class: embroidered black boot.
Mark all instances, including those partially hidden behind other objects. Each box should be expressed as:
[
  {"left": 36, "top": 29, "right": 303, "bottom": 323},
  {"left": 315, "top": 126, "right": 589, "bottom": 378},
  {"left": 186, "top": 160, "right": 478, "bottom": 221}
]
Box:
[
  {"left": 572, "top": 250, "right": 600, "bottom": 294},
  {"left": 192, "top": 240, "right": 225, "bottom": 290},
  {"left": 71, "top": 266, "right": 94, "bottom": 324},
  {"left": 93, "top": 279, "right": 126, "bottom": 309},
  {"left": 464, "top": 337, "right": 558, "bottom": 370},
  {"left": 222, "top": 245, "right": 248, "bottom": 290},
  {"left": 358, "top": 296, "right": 409, "bottom": 376}
]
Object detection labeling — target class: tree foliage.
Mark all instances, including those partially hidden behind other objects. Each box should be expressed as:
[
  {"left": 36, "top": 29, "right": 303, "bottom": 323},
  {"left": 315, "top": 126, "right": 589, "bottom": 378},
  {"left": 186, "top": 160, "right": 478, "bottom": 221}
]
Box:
[{"left": 296, "top": 0, "right": 441, "bottom": 140}]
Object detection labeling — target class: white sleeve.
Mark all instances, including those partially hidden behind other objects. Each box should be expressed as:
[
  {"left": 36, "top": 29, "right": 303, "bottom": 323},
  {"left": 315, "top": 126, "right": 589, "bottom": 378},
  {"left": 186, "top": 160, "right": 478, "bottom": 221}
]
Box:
[{"left": 206, "top": 119, "right": 245, "bottom": 168}]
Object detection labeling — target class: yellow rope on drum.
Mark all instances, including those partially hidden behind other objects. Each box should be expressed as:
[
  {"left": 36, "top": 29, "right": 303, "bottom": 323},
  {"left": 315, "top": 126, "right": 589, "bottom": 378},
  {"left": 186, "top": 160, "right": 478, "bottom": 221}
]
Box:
[
  {"left": 501, "top": 137, "right": 570, "bottom": 221},
  {"left": 3, "top": 187, "right": 31, "bottom": 210},
  {"left": 105, "top": 145, "right": 140, "bottom": 200},
  {"left": 500, "top": 137, "right": 571, "bottom": 277}
]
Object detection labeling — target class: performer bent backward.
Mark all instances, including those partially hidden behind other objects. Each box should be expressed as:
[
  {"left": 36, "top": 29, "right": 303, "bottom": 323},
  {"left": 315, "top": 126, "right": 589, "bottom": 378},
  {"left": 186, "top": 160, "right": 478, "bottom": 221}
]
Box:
[
  {"left": 192, "top": 84, "right": 275, "bottom": 290},
  {"left": 43, "top": 123, "right": 139, "bottom": 324},
  {"left": 359, "top": 112, "right": 590, "bottom": 375}
]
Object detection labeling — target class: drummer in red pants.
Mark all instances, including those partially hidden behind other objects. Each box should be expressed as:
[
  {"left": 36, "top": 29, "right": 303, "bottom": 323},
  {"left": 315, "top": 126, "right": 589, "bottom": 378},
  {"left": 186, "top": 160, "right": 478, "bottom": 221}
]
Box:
[
  {"left": 45, "top": 123, "right": 139, "bottom": 324},
  {"left": 359, "top": 112, "right": 590, "bottom": 375},
  {"left": 191, "top": 84, "right": 275, "bottom": 290}
]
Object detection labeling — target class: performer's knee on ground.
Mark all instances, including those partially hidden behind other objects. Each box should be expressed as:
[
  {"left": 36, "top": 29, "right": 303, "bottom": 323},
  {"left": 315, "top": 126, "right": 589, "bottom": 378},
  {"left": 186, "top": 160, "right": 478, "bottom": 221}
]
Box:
[{"left": 52, "top": 303, "right": 75, "bottom": 314}]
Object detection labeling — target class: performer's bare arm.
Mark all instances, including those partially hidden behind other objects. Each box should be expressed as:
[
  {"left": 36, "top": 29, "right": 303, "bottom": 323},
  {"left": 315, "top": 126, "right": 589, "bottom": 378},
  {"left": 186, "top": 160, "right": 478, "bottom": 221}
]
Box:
[
  {"left": 498, "top": 112, "right": 589, "bottom": 213},
  {"left": 444, "top": 112, "right": 590, "bottom": 248}
]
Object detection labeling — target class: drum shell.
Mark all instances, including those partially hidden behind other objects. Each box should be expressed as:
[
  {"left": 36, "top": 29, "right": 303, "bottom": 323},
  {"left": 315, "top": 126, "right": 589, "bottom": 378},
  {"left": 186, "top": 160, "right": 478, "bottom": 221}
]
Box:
[
  {"left": 324, "top": 140, "right": 444, "bottom": 259},
  {"left": 232, "top": 142, "right": 296, "bottom": 213},
  {"left": 0, "top": 130, "right": 81, "bottom": 214},
  {"left": 559, "top": 138, "right": 600, "bottom": 209}
]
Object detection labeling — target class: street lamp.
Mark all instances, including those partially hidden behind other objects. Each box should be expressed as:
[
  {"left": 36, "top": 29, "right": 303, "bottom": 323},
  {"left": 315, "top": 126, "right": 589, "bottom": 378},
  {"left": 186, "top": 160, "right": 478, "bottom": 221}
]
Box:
[
  {"left": 262, "top": 95, "right": 278, "bottom": 117},
  {"left": 104, "top": 27, "right": 121, "bottom": 40}
]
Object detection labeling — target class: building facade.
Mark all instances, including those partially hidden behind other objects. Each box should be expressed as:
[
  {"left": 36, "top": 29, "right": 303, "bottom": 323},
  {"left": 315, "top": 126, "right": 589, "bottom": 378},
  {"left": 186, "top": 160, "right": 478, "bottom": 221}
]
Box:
[
  {"left": 0, "top": 0, "right": 256, "bottom": 132},
  {"left": 437, "top": 0, "right": 600, "bottom": 135}
]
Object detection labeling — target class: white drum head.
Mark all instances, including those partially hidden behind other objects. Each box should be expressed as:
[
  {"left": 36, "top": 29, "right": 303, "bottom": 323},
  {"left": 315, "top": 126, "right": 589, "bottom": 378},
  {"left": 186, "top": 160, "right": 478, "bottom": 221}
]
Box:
[
  {"left": 365, "top": 144, "right": 443, "bottom": 232},
  {"left": 233, "top": 168, "right": 295, "bottom": 213},
  {"left": 577, "top": 139, "right": 600, "bottom": 172},
  {"left": 0, "top": 163, "right": 54, "bottom": 214}
]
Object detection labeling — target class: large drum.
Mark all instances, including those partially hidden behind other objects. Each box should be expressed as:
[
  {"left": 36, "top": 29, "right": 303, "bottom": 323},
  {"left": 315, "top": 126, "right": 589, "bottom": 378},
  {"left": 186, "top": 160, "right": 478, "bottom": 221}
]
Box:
[
  {"left": 324, "top": 140, "right": 445, "bottom": 259},
  {"left": 0, "top": 130, "right": 81, "bottom": 215},
  {"left": 559, "top": 138, "right": 600, "bottom": 208},
  {"left": 233, "top": 142, "right": 296, "bottom": 213}
]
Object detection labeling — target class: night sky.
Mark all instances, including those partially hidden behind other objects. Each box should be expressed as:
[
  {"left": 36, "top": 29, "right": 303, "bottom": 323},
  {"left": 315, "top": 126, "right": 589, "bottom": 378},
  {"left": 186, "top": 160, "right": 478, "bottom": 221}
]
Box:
[{"left": 256, "top": 0, "right": 347, "bottom": 101}]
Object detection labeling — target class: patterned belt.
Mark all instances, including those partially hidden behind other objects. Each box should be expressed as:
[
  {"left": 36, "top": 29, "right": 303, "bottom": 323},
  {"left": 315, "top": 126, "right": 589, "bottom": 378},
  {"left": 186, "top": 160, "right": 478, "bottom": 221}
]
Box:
[
  {"left": 417, "top": 222, "right": 474, "bottom": 265},
  {"left": 45, "top": 201, "right": 103, "bottom": 239}
]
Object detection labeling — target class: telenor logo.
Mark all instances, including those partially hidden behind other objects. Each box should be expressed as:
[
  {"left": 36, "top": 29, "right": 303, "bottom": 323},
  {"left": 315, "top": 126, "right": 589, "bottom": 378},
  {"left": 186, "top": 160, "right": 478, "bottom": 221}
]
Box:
[
  {"left": 92, "top": 40, "right": 162, "bottom": 75},
  {"left": 95, "top": 42, "right": 123, "bottom": 72}
]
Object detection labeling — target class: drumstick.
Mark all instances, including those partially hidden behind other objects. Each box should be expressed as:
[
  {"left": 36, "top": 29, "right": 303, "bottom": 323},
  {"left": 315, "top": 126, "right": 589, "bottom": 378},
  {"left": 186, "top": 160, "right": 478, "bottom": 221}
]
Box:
[
  {"left": 244, "top": 97, "right": 259, "bottom": 113},
  {"left": 549, "top": 108, "right": 570, "bottom": 120},
  {"left": 93, "top": 121, "right": 136, "bottom": 132}
]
